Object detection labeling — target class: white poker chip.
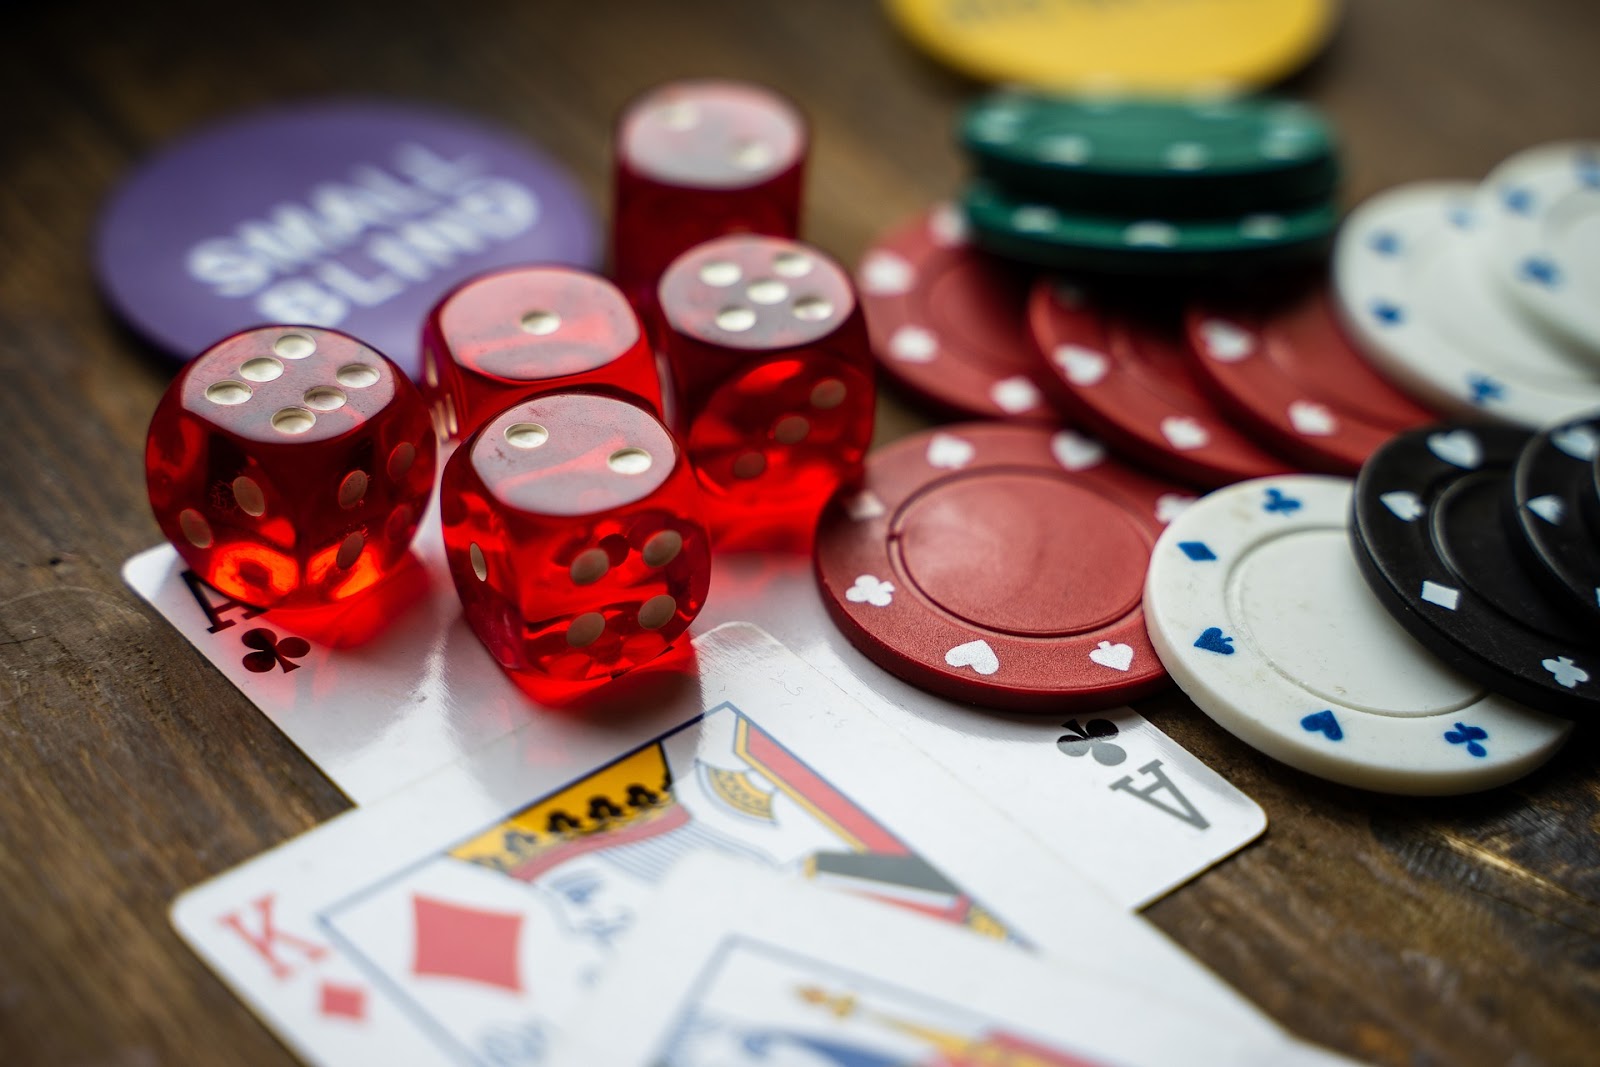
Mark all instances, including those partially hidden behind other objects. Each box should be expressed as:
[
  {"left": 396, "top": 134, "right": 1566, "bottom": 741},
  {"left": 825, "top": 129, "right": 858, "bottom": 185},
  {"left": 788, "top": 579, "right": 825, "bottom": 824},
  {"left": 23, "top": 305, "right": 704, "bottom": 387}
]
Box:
[
  {"left": 1143, "top": 475, "right": 1572, "bottom": 795},
  {"left": 1333, "top": 181, "right": 1600, "bottom": 428},
  {"left": 1479, "top": 142, "right": 1600, "bottom": 359}
]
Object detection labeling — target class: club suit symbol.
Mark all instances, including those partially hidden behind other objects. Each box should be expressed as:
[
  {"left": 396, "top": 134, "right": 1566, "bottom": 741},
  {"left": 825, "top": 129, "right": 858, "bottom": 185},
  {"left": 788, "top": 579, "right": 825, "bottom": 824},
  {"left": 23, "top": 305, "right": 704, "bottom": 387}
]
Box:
[
  {"left": 1056, "top": 719, "right": 1126, "bottom": 767},
  {"left": 240, "top": 628, "right": 310, "bottom": 673}
]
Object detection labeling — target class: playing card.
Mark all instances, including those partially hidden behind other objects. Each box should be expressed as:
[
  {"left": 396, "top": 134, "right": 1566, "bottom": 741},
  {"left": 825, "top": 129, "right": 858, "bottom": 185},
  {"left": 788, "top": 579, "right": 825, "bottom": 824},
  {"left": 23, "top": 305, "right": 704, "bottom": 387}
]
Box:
[
  {"left": 171, "top": 624, "right": 1276, "bottom": 1066},
  {"left": 548, "top": 853, "right": 1362, "bottom": 1067},
  {"left": 126, "top": 502, "right": 1262, "bottom": 908},
  {"left": 698, "top": 552, "right": 1266, "bottom": 908}
]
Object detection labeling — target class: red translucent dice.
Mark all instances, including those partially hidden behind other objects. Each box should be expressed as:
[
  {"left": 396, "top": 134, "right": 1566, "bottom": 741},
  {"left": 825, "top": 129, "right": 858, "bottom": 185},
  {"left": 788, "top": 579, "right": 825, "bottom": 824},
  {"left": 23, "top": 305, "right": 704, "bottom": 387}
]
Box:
[
  {"left": 441, "top": 392, "right": 710, "bottom": 692},
  {"left": 612, "top": 79, "right": 807, "bottom": 309},
  {"left": 421, "top": 266, "right": 663, "bottom": 441},
  {"left": 146, "top": 326, "right": 437, "bottom": 608},
  {"left": 657, "top": 235, "right": 875, "bottom": 544}
]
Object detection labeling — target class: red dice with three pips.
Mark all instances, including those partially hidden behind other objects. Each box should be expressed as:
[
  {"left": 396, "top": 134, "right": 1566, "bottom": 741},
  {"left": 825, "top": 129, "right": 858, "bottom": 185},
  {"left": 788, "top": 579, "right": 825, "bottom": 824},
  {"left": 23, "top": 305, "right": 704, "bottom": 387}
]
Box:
[
  {"left": 656, "top": 234, "right": 875, "bottom": 545},
  {"left": 145, "top": 326, "right": 437, "bottom": 609},
  {"left": 421, "top": 265, "right": 663, "bottom": 441},
  {"left": 611, "top": 79, "right": 807, "bottom": 312}
]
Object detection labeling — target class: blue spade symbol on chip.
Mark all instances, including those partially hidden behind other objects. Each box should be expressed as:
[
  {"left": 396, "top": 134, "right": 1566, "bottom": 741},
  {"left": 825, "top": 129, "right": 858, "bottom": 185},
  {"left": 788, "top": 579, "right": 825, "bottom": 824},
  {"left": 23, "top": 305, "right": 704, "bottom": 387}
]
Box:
[{"left": 1193, "top": 627, "right": 1235, "bottom": 655}]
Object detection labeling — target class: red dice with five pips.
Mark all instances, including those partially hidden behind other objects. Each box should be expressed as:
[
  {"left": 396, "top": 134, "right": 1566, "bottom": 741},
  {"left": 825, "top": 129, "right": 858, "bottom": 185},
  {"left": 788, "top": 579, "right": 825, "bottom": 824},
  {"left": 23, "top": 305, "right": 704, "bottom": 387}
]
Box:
[
  {"left": 145, "top": 326, "right": 437, "bottom": 609},
  {"left": 655, "top": 233, "right": 875, "bottom": 544}
]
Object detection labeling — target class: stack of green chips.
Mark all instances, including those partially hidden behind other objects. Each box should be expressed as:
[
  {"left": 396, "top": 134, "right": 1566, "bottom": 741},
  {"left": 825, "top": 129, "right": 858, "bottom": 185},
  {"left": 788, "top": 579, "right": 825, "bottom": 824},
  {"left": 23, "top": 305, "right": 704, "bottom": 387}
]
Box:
[{"left": 958, "top": 93, "right": 1341, "bottom": 277}]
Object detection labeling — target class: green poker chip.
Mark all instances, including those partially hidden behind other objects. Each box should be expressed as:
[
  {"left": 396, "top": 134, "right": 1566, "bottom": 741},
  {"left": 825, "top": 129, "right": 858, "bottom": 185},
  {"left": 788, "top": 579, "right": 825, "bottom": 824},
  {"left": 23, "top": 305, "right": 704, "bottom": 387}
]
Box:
[
  {"left": 962, "top": 180, "right": 1338, "bottom": 277},
  {"left": 960, "top": 93, "right": 1339, "bottom": 216}
]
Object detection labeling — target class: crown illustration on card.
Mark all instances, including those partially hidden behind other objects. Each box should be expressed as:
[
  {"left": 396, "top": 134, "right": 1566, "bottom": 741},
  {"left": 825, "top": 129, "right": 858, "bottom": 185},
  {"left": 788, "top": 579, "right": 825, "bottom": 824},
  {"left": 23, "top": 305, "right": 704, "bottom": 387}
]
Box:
[{"left": 448, "top": 743, "right": 687, "bottom": 880}]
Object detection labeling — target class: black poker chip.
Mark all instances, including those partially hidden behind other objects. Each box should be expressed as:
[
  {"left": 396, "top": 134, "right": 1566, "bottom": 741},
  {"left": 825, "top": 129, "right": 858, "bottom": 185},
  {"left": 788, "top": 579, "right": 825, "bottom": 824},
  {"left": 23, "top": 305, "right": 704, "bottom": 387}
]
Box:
[
  {"left": 1509, "top": 414, "right": 1600, "bottom": 624},
  {"left": 1351, "top": 424, "right": 1600, "bottom": 718}
]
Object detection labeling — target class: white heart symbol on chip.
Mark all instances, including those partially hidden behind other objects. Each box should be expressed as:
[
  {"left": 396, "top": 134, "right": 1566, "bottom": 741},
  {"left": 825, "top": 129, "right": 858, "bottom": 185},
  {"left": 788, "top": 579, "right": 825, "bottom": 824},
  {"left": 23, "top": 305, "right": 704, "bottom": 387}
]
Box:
[
  {"left": 1161, "top": 416, "right": 1210, "bottom": 450},
  {"left": 1088, "top": 641, "right": 1134, "bottom": 672},
  {"left": 1427, "top": 429, "right": 1482, "bottom": 470},
  {"left": 945, "top": 639, "right": 1000, "bottom": 675},
  {"left": 991, "top": 377, "right": 1042, "bottom": 413},
  {"left": 860, "top": 251, "right": 914, "bottom": 295},
  {"left": 926, "top": 433, "right": 975, "bottom": 470},
  {"left": 1288, "top": 400, "right": 1337, "bottom": 436},
  {"left": 1155, "top": 493, "right": 1195, "bottom": 524},
  {"left": 1198, "top": 318, "right": 1254, "bottom": 362},
  {"left": 1528, "top": 495, "right": 1565, "bottom": 525},
  {"left": 890, "top": 325, "right": 938, "bottom": 363},
  {"left": 1381, "top": 491, "right": 1424, "bottom": 521},
  {"left": 1052, "top": 345, "right": 1108, "bottom": 385},
  {"left": 1552, "top": 425, "right": 1599, "bottom": 460},
  {"left": 1050, "top": 430, "right": 1104, "bottom": 471}
]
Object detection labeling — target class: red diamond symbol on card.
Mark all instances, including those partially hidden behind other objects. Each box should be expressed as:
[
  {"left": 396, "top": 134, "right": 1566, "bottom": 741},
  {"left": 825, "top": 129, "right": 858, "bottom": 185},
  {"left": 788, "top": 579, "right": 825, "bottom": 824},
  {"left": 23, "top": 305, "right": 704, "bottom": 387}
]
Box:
[
  {"left": 410, "top": 894, "right": 524, "bottom": 991},
  {"left": 318, "top": 981, "right": 366, "bottom": 1021}
]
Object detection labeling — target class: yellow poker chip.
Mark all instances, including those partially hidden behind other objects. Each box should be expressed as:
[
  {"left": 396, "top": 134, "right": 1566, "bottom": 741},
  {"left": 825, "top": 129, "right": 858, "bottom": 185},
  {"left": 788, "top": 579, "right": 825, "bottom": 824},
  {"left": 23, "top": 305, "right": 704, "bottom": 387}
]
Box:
[{"left": 884, "top": 0, "right": 1338, "bottom": 93}]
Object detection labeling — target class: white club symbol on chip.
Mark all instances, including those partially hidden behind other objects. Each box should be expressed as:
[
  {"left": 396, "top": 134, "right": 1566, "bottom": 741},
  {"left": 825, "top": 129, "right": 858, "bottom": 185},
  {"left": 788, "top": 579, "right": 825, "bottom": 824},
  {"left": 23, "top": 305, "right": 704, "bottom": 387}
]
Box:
[
  {"left": 1052, "top": 344, "right": 1108, "bottom": 386},
  {"left": 926, "top": 433, "right": 976, "bottom": 469},
  {"left": 1050, "top": 430, "right": 1104, "bottom": 471},
  {"left": 1198, "top": 318, "right": 1254, "bottom": 362},
  {"left": 1288, "top": 401, "right": 1337, "bottom": 437},
  {"left": 845, "top": 575, "right": 894, "bottom": 608}
]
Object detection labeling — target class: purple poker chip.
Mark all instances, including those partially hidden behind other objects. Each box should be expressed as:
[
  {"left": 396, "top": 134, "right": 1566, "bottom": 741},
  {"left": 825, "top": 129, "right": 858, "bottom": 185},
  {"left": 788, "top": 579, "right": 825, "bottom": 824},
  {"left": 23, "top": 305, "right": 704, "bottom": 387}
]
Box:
[{"left": 95, "top": 99, "right": 600, "bottom": 378}]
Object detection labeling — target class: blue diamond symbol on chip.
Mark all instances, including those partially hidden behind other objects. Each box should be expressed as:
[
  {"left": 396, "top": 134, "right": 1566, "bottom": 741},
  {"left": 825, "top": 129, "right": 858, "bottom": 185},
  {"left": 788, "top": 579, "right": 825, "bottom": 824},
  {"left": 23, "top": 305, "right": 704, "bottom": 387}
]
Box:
[
  {"left": 1369, "top": 231, "right": 1402, "bottom": 256},
  {"left": 1372, "top": 300, "right": 1404, "bottom": 327},
  {"left": 1178, "top": 541, "right": 1216, "bottom": 561},
  {"left": 1519, "top": 257, "right": 1562, "bottom": 288},
  {"left": 1501, "top": 186, "right": 1535, "bottom": 214}
]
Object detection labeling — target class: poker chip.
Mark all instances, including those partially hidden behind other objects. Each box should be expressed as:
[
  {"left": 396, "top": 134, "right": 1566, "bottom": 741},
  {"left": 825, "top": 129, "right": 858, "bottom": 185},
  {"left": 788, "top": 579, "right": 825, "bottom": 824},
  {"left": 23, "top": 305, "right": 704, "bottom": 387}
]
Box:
[
  {"left": 882, "top": 0, "right": 1337, "bottom": 93},
  {"left": 814, "top": 423, "right": 1193, "bottom": 711},
  {"left": 857, "top": 205, "right": 1059, "bottom": 422},
  {"left": 1332, "top": 182, "right": 1600, "bottom": 427},
  {"left": 95, "top": 100, "right": 600, "bottom": 377},
  {"left": 1478, "top": 142, "right": 1600, "bottom": 359},
  {"left": 1352, "top": 424, "right": 1600, "bottom": 718},
  {"left": 964, "top": 180, "right": 1336, "bottom": 278},
  {"left": 1509, "top": 413, "right": 1600, "bottom": 622},
  {"left": 961, "top": 93, "right": 1338, "bottom": 217},
  {"left": 1185, "top": 283, "right": 1434, "bottom": 474},
  {"left": 1028, "top": 278, "right": 1292, "bottom": 488},
  {"left": 1144, "top": 474, "right": 1571, "bottom": 794}
]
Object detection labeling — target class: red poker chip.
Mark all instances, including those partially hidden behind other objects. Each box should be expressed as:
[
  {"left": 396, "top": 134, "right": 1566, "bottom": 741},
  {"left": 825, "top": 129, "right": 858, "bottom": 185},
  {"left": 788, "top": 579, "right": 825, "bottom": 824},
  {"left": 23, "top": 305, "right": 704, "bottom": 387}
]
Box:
[
  {"left": 858, "top": 204, "right": 1061, "bottom": 423},
  {"left": 1028, "top": 278, "right": 1292, "bottom": 488},
  {"left": 1185, "top": 284, "right": 1435, "bottom": 474},
  {"left": 814, "top": 422, "right": 1191, "bottom": 711}
]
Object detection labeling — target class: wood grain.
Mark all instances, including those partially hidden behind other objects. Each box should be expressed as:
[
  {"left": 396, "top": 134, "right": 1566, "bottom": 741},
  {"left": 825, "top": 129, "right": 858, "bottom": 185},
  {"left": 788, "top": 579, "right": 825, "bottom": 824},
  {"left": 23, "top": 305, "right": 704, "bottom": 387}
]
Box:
[{"left": 2, "top": 1, "right": 1598, "bottom": 1063}]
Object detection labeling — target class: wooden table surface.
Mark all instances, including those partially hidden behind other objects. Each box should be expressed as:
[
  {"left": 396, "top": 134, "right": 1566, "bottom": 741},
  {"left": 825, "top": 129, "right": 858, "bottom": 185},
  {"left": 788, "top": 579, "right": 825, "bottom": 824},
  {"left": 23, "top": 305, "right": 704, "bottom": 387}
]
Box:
[{"left": 4, "top": 1, "right": 1599, "bottom": 1063}]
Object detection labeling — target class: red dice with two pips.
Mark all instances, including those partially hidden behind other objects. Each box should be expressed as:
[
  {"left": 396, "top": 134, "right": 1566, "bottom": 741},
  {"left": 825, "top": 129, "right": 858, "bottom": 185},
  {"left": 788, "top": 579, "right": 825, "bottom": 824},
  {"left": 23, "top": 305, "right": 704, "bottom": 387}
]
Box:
[
  {"left": 421, "top": 266, "right": 663, "bottom": 441},
  {"left": 656, "top": 234, "right": 875, "bottom": 545},
  {"left": 440, "top": 392, "right": 710, "bottom": 695},
  {"left": 612, "top": 79, "right": 807, "bottom": 311},
  {"left": 145, "top": 326, "right": 437, "bottom": 608}
]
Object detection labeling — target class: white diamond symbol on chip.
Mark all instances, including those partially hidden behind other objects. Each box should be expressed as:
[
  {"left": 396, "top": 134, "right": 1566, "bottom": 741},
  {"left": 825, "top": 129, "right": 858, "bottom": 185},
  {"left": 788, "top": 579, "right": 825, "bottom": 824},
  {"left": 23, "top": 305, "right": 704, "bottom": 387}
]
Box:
[
  {"left": 889, "top": 325, "right": 938, "bottom": 363},
  {"left": 1420, "top": 581, "right": 1462, "bottom": 611},
  {"left": 861, "top": 251, "right": 914, "bottom": 294},
  {"left": 1125, "top": 221, "right": 1178, "bottom": 247},
  {"left": 1014, "top": 205, "right": 1059, "bottom": 232},
  {"left": 1240, "top": 215, "right": 1286, "bottom": 240},
  {"left": 991, "top": 377, "right": 1041, "bottom": 413},
  {"left": 1039, "top": 134, "right": 1092, "bottom": 164}
]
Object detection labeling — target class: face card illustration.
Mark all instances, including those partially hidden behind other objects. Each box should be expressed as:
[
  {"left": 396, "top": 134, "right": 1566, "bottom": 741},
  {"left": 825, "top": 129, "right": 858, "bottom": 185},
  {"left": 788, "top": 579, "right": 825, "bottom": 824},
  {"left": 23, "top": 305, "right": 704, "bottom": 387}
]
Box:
[
  {"left": 126, "top": 506, "right": 1263, "bottom": 910},
  {"left": 173, "top": 625, "right": 1276, "bottom": 1067},
  {"left": 548, "top": 854, "right": 1359, "bottom": 1067},
  {"left": 700, "top": 553, "right": 1267, "bottom": 909}
]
